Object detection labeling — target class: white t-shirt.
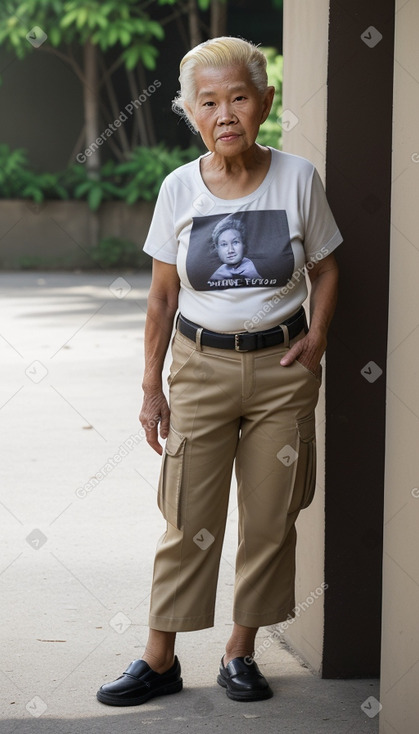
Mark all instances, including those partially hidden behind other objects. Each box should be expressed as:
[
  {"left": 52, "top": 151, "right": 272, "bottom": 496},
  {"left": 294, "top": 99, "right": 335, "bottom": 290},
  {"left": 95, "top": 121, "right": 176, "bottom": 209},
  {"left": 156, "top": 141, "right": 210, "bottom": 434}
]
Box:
[{"left": 143, "top": 147, "right": 343, "bottom": 333}]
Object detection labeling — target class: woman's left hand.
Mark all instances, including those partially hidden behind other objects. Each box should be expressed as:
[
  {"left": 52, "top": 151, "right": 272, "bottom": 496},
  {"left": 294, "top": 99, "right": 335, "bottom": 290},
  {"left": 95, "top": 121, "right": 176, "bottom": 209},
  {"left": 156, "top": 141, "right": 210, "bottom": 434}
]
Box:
[
  {"left": 280, "top": 254, "right": 339, "bottom": 379},
  {"left": 279, "top": 330, "right": 327, "bottom": 379}
]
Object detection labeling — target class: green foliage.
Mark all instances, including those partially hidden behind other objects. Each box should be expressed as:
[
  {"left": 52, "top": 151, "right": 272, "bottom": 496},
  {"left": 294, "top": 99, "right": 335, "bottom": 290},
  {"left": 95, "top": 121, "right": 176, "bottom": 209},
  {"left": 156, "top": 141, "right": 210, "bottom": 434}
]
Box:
[
  {"left": 63, "top": 160, "right": 121, "bottom": 211},
  {"left": 89, "top": 236, "right": 142, "bottom": 269},
  {"left": 0, "top": 0, "right": 174, "bottom": 162},
  {"left": 257, "top": 48, "right": 283, "bottom": 150},
  {"left": 0, "top": 144, "right": 29, "bottom": 197},
  {"left": 0, "top": 143, "right": 200, "bottom": 208},
  {"left": 0, "top": 0, "right": 165, "bottom": 69},
  {"left": 0, "top": 144, "right": 68, "bottom": 200},
  {"left": 115, "top": 144, "right": 202, "bottom": 204}
]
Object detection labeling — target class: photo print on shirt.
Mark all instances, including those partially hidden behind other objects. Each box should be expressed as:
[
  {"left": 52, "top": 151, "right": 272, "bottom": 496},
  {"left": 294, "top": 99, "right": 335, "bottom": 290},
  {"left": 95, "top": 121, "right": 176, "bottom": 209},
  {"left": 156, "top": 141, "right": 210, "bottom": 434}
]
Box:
[{"left": 186, "top": 210, "right": 294, "bottom": 290}]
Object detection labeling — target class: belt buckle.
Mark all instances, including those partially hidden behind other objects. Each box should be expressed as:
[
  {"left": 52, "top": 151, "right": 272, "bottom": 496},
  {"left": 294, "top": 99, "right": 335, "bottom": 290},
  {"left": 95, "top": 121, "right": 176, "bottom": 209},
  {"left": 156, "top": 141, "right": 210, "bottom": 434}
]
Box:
[{"left": 235, "top": 333, "right": 249, "bottom": 352}]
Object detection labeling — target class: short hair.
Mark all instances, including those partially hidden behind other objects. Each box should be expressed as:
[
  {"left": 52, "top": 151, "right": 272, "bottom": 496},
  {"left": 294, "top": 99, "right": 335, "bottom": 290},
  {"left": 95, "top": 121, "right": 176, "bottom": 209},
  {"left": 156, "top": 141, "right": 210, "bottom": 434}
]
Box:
[
  {"left": 211, "top": 217, "right": 246, "bottom": 252},
  {"left": 172, "top": 36, "right": 268, "bottom": 132}
]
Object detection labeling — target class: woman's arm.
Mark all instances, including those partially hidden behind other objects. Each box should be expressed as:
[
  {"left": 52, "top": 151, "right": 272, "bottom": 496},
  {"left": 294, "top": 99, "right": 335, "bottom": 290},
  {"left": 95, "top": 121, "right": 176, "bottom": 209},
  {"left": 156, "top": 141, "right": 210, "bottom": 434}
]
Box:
[
  {"left": 280, "top": 253, "right": 339, "bottom": 374},
  {"left": 139, "top": 260, "right": 180, "bottom": 455}
]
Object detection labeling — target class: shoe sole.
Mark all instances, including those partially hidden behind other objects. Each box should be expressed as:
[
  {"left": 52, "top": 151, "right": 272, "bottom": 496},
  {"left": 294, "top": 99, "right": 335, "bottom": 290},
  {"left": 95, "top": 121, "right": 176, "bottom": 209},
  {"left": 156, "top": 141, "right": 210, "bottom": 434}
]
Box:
[
  {"left": 97, "top": 678, "right": 183, "bottom": 706},
  {"left": 217, "top": 674, "right": 273, "bottom": 702}
]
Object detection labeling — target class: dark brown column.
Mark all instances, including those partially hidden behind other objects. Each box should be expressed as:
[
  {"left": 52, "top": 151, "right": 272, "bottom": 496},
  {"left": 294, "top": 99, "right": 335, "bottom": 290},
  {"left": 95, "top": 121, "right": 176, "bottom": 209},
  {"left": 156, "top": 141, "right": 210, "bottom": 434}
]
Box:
[{"left": 323, "top": 0, "right": 395, "bottom": 677}]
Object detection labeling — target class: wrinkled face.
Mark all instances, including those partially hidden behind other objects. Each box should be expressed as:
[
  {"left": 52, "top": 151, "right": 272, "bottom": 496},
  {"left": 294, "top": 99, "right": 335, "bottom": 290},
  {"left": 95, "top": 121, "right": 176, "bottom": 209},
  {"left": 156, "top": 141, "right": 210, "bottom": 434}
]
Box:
[
  {"left": 187, "top": 65, "right": 274, "bottom": 156},
  {"left": 216, "top": 228, "right": 244, "bottom": 265}
]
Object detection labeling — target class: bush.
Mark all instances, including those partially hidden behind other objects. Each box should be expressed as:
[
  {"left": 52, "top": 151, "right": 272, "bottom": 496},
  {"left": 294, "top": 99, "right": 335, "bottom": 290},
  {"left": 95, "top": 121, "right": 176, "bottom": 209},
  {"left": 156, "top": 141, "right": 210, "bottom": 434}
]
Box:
[
  {"left": 0, "top": 143, "right": 201, "bottom": 209},
  {"left": 0, "top": 144, "right": 68, "bottom": 201},
  {"left": 89, "top": 237, "right": 144, "bottom": 269},
  {"left": 257, "top": 49, "right": 283, "bottom": 149},
  {"left": 114, "top": 145, "right": 202, "bottom": 204}
]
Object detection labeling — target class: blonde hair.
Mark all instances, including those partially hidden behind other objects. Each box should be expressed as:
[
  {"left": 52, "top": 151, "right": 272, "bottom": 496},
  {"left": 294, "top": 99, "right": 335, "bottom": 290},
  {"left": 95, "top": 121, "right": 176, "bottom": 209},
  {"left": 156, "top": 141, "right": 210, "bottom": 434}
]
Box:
[{"left": 172, "top": 36, "right": 268, "bottom": 132}]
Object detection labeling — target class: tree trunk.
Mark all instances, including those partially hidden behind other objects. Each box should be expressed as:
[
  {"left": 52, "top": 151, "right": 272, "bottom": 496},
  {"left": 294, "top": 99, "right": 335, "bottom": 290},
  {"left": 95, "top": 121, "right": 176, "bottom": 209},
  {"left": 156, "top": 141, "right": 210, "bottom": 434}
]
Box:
[
  {"left": 188, "top": 0, "right": 202, "bottom": 47},
  {"left": 127, "top": 69, "right": 149, "bottom": 147},
  {"left": 83, "top": 40, "right": 100, "bottom": 247},
  {"left": 83, "top": 39, "right": 100, "bottom": 174},
  {"left": 210, "top": 0, "right": 227, "bottom": 38},
  {"left": 99, "top": 55, "right": 130, "bottom": 158},
  {"left": 137, "top": 64, "right": 157, "bottom": 147}
]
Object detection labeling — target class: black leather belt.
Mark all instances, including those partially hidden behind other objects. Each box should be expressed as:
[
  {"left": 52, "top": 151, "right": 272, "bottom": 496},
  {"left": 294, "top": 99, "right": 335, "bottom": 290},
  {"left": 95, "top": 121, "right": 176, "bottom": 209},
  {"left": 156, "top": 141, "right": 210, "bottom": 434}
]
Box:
[{"left": 177, "top": 307, "right": 307, "bottom": 352}]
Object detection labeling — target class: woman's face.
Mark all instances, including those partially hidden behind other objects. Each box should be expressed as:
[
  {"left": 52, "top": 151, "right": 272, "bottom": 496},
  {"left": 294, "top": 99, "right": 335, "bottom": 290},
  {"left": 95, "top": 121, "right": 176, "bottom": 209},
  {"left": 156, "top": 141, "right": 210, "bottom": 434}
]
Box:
[
  {"left": 216, "top": 228, "right": 244, "bottom": 266},
  {"left": 188, "top": 65, "right": 274, "bottom": 156}
]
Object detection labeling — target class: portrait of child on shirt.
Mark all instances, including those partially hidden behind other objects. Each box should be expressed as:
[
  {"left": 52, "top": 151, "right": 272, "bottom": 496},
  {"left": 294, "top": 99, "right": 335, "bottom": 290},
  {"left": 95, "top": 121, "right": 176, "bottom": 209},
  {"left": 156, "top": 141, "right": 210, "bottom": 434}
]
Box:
[{"left": 209, "top": 217, "right": 262, "bottom": 283}]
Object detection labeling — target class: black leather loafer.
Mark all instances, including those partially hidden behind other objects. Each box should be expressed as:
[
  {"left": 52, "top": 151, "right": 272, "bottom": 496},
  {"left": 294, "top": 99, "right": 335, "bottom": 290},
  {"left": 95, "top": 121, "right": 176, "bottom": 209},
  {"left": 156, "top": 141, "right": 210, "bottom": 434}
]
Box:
[
  {"left": 217, "top": 656, "right": 273, "bottom": 701},
  {"left": 97, "top": 656, "right": 182, "bottom": 706}
]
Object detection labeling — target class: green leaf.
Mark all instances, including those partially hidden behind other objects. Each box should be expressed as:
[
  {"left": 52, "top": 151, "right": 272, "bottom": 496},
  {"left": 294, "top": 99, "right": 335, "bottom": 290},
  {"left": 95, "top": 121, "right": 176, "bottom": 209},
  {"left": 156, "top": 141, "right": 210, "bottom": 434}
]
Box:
[
  {"left": 76, "top": 8, "right": 88, "bottom": 29},
  {"left": 74, "top": 181, "right": 91, "bottom": 198},
  {"left": 148, "top": 21, "right": 164, "bottom": 40},
  {"left": 123, "top": 45, "right": 143, "bottom": 70},
  {"left": 119, "top": 28, "right": 131, "bottom": 46},
  {"left": 126, "top": 189, "right": 140, "bottom": 205},
  {"left": 92, "top": 13, "right": 107, "bottom": 29},
  {"left": 102, "top": 182, "right": 121, "bottom": 196},
  {"left": 88, "top": 185, "right": 103, "bottom": 210},
  {"left": 107, "top": 25, "right": 119, "bottom": 45},
  {"left": 48, "top": 26, "right": 61, "bottom": 45},
  {"left": 140, "top": 44, "right": 157, "bottom": 70},
  {"left": 60, "top": 10, "right": 80, "bottom": 29},
  {"left": 100, "top": 2, "right": 116, "bottom": 15},
  {"left": 22, "top": 186, "right": 44, "bottom": 203}
]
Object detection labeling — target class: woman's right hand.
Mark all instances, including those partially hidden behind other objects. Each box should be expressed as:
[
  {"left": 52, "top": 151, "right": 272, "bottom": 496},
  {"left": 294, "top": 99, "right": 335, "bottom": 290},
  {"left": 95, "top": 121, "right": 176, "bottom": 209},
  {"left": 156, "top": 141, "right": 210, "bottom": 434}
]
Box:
[{"left": 139, "top": 389, "right": 170, "bottom": 455}]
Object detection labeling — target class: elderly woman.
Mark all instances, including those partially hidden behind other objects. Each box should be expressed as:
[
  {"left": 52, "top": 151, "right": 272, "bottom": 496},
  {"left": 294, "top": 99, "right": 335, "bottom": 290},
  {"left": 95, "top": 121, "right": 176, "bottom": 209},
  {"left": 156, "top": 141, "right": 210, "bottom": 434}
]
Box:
[{"left": 97, "top": 36, "right": 342, "bottom": 706}]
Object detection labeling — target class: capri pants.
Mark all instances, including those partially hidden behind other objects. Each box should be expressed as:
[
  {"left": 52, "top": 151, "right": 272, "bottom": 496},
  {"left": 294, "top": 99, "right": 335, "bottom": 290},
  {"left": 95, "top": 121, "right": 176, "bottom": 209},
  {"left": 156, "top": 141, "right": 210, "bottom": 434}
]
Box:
[{"left": 148, "top": 317, "right": 321, "bottom": 632}]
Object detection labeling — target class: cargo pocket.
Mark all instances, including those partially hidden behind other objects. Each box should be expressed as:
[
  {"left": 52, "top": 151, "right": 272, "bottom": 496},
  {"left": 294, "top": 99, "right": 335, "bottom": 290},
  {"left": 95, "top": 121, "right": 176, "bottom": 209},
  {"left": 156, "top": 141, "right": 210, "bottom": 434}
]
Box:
[
  {"left": 287, "top": 413, "right": 317, "bottom": 514},
  {"left": 157, "top": 426, "right": 186, "bottom": 529}
]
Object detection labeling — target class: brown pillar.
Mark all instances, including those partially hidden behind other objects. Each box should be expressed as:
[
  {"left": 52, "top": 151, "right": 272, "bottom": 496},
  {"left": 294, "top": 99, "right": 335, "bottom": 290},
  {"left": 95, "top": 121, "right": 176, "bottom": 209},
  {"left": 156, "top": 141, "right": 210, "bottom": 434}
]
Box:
[{"left": 323, "top": 0, "right": 395, "bottom": 677}]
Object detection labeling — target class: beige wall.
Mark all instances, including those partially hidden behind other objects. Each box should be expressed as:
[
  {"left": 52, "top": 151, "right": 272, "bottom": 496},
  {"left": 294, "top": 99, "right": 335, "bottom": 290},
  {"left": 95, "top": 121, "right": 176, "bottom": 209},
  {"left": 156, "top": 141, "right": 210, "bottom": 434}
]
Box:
[
  {"left": 281, "top": 0, "right": 331, "bottom": 673},
  {"left": 0, "top": 201, "right": 154, "bottom": 269},
  {"left": 380, "top": 1, "right": 419, "bottom": 731}
]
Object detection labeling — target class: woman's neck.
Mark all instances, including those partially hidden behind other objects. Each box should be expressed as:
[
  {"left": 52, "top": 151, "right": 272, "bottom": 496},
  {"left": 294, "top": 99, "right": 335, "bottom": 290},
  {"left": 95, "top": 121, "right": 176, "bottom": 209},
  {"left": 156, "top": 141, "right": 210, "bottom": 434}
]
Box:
[
  {"left": 199, "top": 145, "right": 271, "bottom": 200},
  {"left": 203, "top": 143, "right": 269, "bottom": 175}
]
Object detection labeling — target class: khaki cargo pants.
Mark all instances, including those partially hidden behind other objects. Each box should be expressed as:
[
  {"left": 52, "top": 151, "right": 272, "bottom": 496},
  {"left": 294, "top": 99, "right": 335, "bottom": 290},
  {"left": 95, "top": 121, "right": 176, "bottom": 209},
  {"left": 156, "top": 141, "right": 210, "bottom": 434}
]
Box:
[{"left": 148, "top": 323, "right": 321, "bottom": 632}]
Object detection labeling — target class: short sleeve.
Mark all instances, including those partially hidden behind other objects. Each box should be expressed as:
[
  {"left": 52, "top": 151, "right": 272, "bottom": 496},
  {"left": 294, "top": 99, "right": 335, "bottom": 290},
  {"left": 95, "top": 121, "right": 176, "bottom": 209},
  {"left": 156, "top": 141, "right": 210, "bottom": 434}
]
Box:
[
  {"left": 303, "top": 167, "right": 343, "bottom": 261},
  {"left": 143, "top": 176, "right": 178, "bottom": 264}
]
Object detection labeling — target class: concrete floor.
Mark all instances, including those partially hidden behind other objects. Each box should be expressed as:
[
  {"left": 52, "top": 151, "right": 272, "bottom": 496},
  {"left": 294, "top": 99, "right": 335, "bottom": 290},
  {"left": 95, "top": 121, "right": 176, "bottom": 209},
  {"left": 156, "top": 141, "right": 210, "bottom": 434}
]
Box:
[{"left": 0, "top": 272, "right": 379, "bottom": 734}]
